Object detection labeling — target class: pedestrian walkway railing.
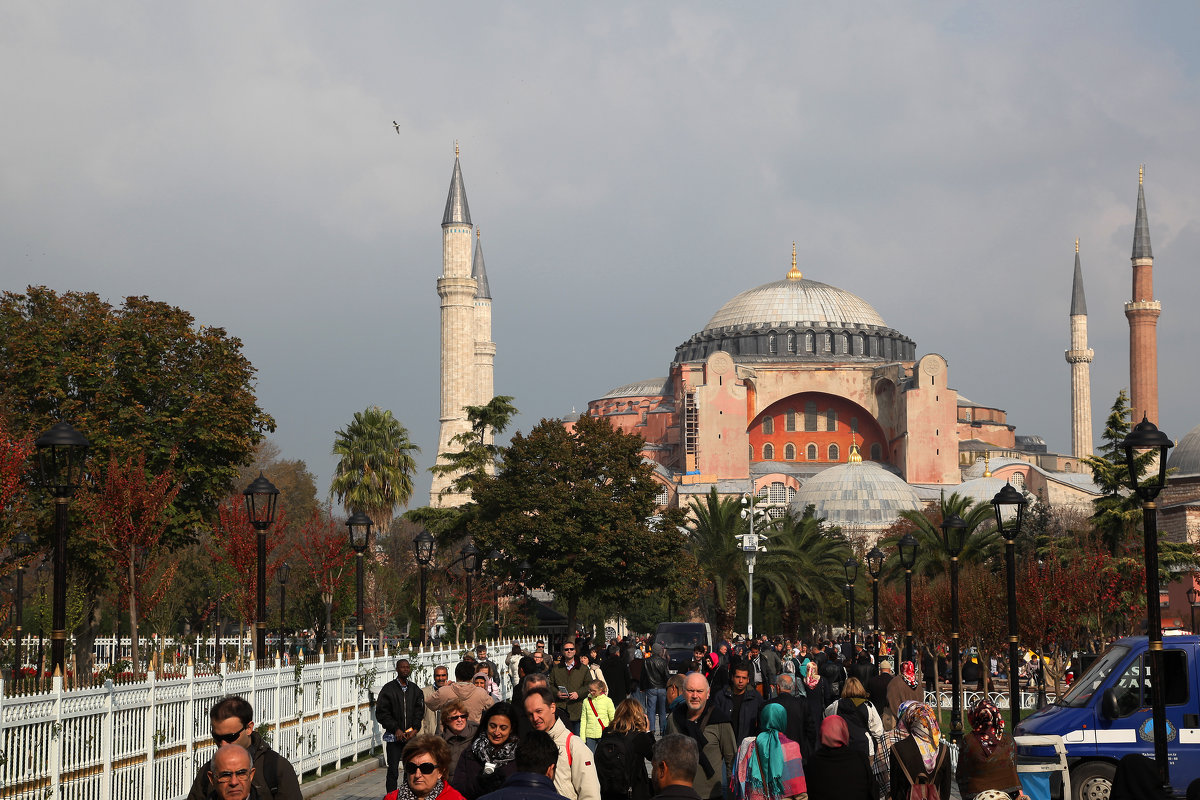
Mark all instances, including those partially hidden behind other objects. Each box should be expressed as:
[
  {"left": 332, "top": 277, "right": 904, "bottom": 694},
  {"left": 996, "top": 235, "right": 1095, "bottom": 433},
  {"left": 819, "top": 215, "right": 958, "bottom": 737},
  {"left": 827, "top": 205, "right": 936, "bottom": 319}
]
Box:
[
  {"left": 0, "top": 638, "right": 534, "bottom": 800},
  {"left": 924, "top": 686, "right": 1059, "bottom": 711}
]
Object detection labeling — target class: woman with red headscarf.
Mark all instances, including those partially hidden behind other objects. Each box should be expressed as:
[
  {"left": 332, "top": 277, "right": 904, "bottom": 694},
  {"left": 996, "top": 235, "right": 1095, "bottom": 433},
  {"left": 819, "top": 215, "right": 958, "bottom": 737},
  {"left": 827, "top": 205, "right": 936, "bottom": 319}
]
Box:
[
  {"left": 887, "top": 661, "right": 924, "bottom": 718},
  {"left": 804, "top": 716, "right": 875, "bottom": 800},
  {"left": 956, "top": 699, "right": 1020, "bottom": 799}
]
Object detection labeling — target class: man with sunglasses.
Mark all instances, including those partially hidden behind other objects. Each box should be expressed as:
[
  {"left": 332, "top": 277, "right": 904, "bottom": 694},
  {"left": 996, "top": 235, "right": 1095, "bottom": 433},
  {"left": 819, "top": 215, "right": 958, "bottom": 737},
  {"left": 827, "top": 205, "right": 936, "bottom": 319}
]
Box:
[
  {"left": 186, "top": 696, "right": 301, "bottom": 800},
  {"left": 547, "top": 641, "right": 589, "bottom": 735}
]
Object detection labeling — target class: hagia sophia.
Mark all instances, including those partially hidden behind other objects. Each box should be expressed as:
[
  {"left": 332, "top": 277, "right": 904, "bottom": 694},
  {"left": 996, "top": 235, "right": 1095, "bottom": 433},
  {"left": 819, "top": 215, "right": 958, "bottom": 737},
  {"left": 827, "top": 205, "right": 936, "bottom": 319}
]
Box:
[{"left": 430, "top": 154, "right": 1200, "bottom": 553}]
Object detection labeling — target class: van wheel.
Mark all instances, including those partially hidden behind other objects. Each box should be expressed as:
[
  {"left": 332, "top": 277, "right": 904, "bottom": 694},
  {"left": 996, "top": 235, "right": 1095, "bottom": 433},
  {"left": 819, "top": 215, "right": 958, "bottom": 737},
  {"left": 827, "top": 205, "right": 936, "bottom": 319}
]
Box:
[{"left": 1072, "top": 761, "right": 1116, "bottom": 800}]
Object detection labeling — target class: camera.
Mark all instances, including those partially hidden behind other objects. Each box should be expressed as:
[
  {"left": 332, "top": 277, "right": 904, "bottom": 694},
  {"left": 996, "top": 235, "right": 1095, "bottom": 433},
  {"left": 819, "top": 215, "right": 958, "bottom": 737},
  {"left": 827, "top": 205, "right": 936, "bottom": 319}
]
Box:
[{"left": 483, "top": 762, "right": 497, "bottom": 775}]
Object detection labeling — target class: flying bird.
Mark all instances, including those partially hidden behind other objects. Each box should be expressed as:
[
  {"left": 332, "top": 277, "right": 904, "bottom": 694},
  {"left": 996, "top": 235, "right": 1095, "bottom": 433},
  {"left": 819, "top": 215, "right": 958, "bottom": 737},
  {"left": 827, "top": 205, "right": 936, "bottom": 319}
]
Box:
[{"left": 393, "top": 120, "right": 400, "bottom": 134}]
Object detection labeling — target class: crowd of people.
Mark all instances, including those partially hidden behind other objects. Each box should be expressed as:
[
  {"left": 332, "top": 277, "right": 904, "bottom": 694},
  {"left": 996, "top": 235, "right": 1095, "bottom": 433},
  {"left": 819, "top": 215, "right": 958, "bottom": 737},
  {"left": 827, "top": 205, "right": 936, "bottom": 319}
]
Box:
[{"left": 194, "top": 635, "right": 1035, "bottom": 800}]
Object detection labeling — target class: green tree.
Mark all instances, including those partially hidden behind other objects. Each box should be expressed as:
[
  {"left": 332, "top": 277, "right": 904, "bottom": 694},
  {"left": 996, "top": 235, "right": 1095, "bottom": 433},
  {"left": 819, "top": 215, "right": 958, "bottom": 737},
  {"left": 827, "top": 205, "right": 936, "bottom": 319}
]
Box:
[
  {"left": 685, "top": 488, "right": 747, "bottom": 638},
  {"left": 431, "top": 395, "right": 518, "bottom": 498},
  {"left": 1084, "top": 390, "right": 1156, "bottom": 556},
  {"left": 883, "top": 492, "right": 999, "bottom": 579},
  {"left": 330, "top": 406, "right": 419, "bottom": 532},
  {"left": 470, "top": 415, "right": 696, "bottom": 636},
  {"left": 767, "top": 505, "right": 851, "bottom": 633}
]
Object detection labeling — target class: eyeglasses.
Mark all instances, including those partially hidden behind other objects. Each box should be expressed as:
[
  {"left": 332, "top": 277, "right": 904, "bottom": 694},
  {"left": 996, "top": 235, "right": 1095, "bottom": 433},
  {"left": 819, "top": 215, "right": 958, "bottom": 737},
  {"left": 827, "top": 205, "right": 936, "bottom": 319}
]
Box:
[
  {"left": 215, "top": 768, "right": 252, "bottom": 783},
  {"left": 562, "top": 648, "right": 575, "bottom": 652},
  {"left": 211, "top": 722, "right": 249, "bottom": 745},
  {"left": 446, "top": 713, "right": 468, "bottom": 722},
  {"left": 405, "top": 761, "right": 439, "bottom": 775}
]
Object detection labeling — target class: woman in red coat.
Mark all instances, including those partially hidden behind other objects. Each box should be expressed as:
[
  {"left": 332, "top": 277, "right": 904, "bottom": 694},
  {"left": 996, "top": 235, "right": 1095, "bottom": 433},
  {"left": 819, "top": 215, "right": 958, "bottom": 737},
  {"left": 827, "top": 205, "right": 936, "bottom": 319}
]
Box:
[{"left": 385, "top": 735, "right": 467, "bottom": 800}]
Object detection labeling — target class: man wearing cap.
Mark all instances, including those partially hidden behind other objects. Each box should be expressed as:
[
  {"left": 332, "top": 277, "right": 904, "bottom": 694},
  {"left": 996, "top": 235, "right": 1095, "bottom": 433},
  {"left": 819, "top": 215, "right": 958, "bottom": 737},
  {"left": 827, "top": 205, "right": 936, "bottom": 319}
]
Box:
[{"left": 867, "top": 659, "right": 894, "bottom": 716}]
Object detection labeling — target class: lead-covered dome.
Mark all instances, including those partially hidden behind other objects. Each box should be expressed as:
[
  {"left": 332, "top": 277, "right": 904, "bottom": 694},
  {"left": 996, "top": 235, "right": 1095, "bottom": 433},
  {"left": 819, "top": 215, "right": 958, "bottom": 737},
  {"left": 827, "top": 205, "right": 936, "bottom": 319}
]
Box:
[
  {"left": 791, "top": 458, "right": 924, "bottom": 533},
  {"left": 703, "top": 278, "right": 888, "bottom": 331},
  {"left": 1168, "top": 423, "right": 1200, "bottom": 479}
]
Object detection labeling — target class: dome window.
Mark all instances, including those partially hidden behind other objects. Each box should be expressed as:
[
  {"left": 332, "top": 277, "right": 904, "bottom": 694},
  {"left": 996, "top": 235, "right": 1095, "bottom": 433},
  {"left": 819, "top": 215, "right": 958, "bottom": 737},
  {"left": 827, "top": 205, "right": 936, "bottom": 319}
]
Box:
[
  {"left": 840, "top": 332, "right": 849, "bottom": 353},
  {"left": 768, "top": 333, "right": 777, "bottom": 354},
  {"left": 805, "top": 332, "right": 815, "bottom": 353},
  {"left": 763, "top": 443, "right": 775, "bottom": 460},
  {"left": 784, "top": 443, "right": 796, "bottom": 461},
  {"left": 787, "top": 332, "right": 796, "bottom": 353},
  {"left": 824, "top": 332, "right": 832, "bottom": 352}
]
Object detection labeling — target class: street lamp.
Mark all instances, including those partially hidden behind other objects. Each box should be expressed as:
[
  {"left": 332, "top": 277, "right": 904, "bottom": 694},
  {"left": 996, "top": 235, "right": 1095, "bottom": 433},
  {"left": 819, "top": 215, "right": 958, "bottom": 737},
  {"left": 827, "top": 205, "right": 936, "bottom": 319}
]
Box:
[
  {"left": 843, "top": 557, "right": 858, "bottom": 650},
  {"left": 1122, "top": 415, "right": 1173, "bottom": 785},
  {"left": 277, "top": 561, "right": 290, "bottom": 658},
  {"left": 898, "top": 533, "right": 918, "bottom": 664},
  {"left": 35, "top": 561, "right": 47, "bottom": 675},
  {"left": 243, "top": 473, "right": 279, "bottom": 663},
  {"left": 413, "top": 528, "right": 435, "bottom": 646},
  {"left": 866, "top": 546, "right": 884, "bottom": 662},
  {"left": 34, "top": 420, "right": 90, "bottom": 678},
  {"left": 992, "top": 482, "right": 1028, "bottom": 729},
  {"left": 488, "top": 550, "right": 502, "bottom": 635},
  {"left": 460, "top": 542, "right": 482, "bottom": 639},
  {"left": 346, "top": 510, "right": 372, "bottom": 654},
  {"left": 10, "top": 531, "right": 34, "bottom": 682},
  {"left": 1188, "top": 587, "right": 1198, "bottom": 636},
  {"left": 941, "top": 513, "right": 967, "bottom": 745},
  {"left": 741, "top": 493, "right": 765, "bottom": 640}
]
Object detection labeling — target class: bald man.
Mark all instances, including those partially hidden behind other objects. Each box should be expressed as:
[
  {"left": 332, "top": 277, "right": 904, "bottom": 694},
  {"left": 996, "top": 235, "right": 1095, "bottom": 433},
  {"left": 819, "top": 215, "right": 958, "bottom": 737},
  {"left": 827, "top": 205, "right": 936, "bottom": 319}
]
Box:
[
  {"left": 665, "top": 674, "right": 734, "bottom": 800},
  {"left": 208, "top": 745, "right": 255, "bottom": 800}
]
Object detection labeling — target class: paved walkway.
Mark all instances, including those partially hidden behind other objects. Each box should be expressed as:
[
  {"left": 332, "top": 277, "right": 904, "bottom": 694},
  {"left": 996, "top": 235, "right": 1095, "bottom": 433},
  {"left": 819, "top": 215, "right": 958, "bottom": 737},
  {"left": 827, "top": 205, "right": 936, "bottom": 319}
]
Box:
[{"left": 305, "top": 764, "right": 385, "bottom": 800}]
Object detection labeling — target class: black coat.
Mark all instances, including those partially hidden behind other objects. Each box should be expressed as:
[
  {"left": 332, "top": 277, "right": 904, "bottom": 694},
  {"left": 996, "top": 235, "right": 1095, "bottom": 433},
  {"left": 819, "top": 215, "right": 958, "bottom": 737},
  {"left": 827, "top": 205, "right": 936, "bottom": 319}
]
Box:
[
  {"left": 715, "top": 686, "right": 764, "bottom": 743},
  {"left": 452, "top": 745, "right": 519, "bottom": 800},
  {"left": 805, "top": 745, "right": 876, "bottom": 800},
  {"left": 377, "top": 679, "right": 426, "bottom": 737},
  {"left": 601, "top": 654, "right": 634, "bottom": 701},
  {"left": 763, "top": 693, "right": 817, "bottom": 761}
]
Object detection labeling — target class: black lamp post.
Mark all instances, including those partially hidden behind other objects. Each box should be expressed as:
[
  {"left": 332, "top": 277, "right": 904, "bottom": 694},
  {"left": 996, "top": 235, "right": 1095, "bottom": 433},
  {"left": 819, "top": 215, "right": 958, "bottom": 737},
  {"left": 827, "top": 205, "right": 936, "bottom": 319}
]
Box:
[
  {"left": 460, "top": 542, "right": 482, "bottom": 639},
  {"left": 243, "top": 473, "right": 280, "bottom": 663},
  {"left": 34, "top": 421, "right": 90, "bottom": 678},
  {"left": 35, "top": 562, "right": 47, "bottom": 675},
  {"left": 843, "top": 557, "right": 858, "bottom": 650},
  {"left": 941, "top": 513, "right": 967, "bottom": 745},
  {"left": 277, "top": 561, "right": 290, "bottom": 658},
  {"left": 1122, "top": 415, "right": 1173, "bottom": 785},
  {"left": 992, "top": 482, "right": 1028, "bottom": 729},
  {"left": 10, "top": 531, "right": 34, "bottom": 681},
  {"left": 1188, "top": 587, "right": 1198, "bottom": 635},
  {"left": 346, "top": 510, "right": 372, "bottom": 654},
  {"left": 866, "top": 546, "right": 884, "bottom": 662},
  {"left": 488, "top": 550, "right": 502, "bottom": 636},
  {"left": 898, "top": 533, "right": 918, "bottom": 663},
  {"left": 413, "top": 528, "right": 435, "bottom": 645}
]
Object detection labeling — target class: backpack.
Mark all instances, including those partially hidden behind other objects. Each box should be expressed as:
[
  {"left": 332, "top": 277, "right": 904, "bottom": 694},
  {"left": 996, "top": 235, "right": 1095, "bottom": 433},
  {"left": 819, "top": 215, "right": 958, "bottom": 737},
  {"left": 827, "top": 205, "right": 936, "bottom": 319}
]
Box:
[
  {"left": 892, "top": 745, "right": 941, "bottom": 800},
  {"left": 595, "top": 731, "right": 639, "bottom": 800},
  {"left": 262, "top": 749, "right": 281, "bottom": 798},
  {"left": 835, "top": 698, "right": 872, "bottom": 756}
]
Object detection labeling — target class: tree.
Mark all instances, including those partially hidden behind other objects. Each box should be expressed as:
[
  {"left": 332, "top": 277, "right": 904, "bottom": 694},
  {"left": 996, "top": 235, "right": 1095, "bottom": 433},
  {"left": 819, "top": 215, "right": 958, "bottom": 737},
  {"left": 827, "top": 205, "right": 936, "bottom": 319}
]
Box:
[
  {"left": 1084, "top": 390, "right": 1156, "bottom": 556},
  {"left": 882, "top": 492, "right": 999, "bottom": 579},
  {"left": 471, "top": 415, "right": 696, "bottom": 636},
  {"left": 431, "top": 395, "right": 518, "bottom": 498},
  {"left": 685, "top": 489, "right": 745, "bottom": 637},
  {"left": 75, "top": 453, "right": 180, "bottom": 676},
  {"left": 766, "top": 506, "right": 851, "bottom": 633},
  {"left": 330, "top": 406, "right": 419, "bottom": 532},
  {"left": 294, "top": 510, "right": 355, "bottom": 654}
]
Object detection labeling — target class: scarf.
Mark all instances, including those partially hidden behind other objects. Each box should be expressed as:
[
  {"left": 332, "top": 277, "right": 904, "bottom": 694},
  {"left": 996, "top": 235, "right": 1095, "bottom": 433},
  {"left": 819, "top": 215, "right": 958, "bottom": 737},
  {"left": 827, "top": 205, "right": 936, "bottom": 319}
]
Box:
[
  {"left": 671, "top": 700, "right": 729, "bottom": 779},
  {"left": 394, "top": 778, "right": 445, "bottom": 800},
  {"left": 819, "top": 715, "right": 848, "bottom": 748},
  {"left": 471, "top": 731, "right": 519, "bottom": 766},
  {"left": 748, "top": 705, "right": 788, "bottom": 798},
  {"left": 900, "top": 660, "right": 919, "bottom": 689},
  {"left": 804, "top": 662, "right": 820, "bottom": 690},
  {"left": 967, "top": 700, "right": 1003, "bottom": 757},
  {"left": 897, "top": 701, "right": 940, "bottom": 771}
]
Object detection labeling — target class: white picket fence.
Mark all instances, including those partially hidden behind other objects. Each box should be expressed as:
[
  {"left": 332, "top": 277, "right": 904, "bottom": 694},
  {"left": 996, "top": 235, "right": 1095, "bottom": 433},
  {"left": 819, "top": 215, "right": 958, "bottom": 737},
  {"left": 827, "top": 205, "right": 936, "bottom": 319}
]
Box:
[{"left": 0, "top": 638, "right": 532, "bottom": 800}]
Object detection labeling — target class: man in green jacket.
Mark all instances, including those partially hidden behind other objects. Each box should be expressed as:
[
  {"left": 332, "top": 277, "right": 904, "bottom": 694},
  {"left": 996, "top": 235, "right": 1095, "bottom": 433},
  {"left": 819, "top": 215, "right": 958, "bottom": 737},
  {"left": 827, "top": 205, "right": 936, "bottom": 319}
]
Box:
[{"left": 548, "top": 641, "right": 590, "bottom": 734}]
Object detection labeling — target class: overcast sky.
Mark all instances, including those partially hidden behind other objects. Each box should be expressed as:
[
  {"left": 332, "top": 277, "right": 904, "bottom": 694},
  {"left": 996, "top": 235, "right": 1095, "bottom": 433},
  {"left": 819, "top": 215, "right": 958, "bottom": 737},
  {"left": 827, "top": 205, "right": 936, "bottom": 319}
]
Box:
[{"left": 5, "top": 2, "right": 1200, "bottom": 509}]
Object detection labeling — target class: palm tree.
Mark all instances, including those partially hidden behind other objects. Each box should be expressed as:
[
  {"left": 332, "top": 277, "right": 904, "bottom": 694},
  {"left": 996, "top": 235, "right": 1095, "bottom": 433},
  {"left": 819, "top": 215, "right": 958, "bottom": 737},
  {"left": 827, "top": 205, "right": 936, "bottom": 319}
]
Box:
[
  {"left": 685, "top": 488, "right": 747, "bottom": 637},
  {"left": 882, "top": 492, "right": 999, "bottom": 579},
  {"left": 330, "top": 406, "right": 420, "bottom": 532},
  {"left": 765, "top": 505, "right": 851, "bottom": 629}
]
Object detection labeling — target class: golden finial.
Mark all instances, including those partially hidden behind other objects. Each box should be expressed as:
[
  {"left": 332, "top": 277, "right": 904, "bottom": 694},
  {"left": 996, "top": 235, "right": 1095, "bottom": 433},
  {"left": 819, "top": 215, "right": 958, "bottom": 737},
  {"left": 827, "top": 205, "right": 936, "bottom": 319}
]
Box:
[
  {"left": 982, "top": 450, "right": 992, "bottom": 478},
  {"left": 455, "top": 140, "right": 460, "bottom": 158},
  {"left": 477, "top": 227, "right": 481, "bottom": 239},
  {"left": 1140, "top": 164, "right": 1144, "bottom": 185},
  {"left": 786, "top": 241, "right": 803, "bottom": 281},
  {"left": 1075, "top": 238, "right": 1079, "bottom": 254},
  {"left": 848, "top": 434, "right": 862, "bottom": 463}
]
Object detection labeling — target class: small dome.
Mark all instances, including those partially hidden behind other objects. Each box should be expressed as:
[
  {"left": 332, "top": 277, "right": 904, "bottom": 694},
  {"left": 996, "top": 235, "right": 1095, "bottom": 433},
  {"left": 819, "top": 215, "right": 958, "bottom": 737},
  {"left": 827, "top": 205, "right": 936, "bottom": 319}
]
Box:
[
  {"left": 791, "top": 460, "right": 923, "bottom": 531},
  {"left": 598, "top": 378, "right": 669, "bottom": 400},
  {"left": 1168, "top": 423, "right": 1200, "bottom": 478},
  {"left": 704, "top": 278, "right": 888, "bottom": 332},
  {"left": 955, "top": 476, "right": 1010, "bottom": 505}
]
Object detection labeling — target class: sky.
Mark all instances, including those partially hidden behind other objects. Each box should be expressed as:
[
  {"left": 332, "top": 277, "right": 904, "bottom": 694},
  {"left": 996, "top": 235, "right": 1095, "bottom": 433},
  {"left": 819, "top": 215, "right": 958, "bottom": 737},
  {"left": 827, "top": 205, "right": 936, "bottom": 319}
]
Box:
[{"left": 4, "top": 2, "right": 1200, "bottom": 508}]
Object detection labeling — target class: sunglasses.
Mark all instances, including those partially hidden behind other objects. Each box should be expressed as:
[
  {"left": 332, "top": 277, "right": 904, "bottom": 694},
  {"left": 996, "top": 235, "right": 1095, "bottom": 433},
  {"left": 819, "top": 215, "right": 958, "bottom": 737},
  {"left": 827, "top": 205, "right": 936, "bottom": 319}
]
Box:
[
  {"left": 446, "top": 713, "right": 468, "bottom": 722},
  {"left": 212, "top": 722, "right": 248, "bottom": 745},
  {"left": 405, "top": 762, "right": 439, "bottom": 775},
  {"left": 215, "top": 768, "right": 252, "bottom": 783}
]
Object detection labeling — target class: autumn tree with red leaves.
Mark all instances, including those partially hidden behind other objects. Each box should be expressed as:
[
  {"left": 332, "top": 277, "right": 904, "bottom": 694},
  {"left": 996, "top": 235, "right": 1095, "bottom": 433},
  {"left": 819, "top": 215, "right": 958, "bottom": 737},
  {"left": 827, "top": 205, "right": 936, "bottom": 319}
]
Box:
[
  {"left": 208, "top": 496, "right": 288, "bottom": 661},
  {"left": 295, "top": 510, "right": 354, "bottom": 655},
  {"left": 75, "top": 453, "right": 180, "bottom": 676}
]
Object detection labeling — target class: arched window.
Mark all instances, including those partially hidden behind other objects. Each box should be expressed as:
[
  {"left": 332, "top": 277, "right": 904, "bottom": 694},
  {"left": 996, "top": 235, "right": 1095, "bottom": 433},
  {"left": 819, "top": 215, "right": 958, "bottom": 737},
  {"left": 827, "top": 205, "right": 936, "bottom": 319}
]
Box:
[
  {"left": 787, "top": 332, "right": 796, "bottom": 353},
  {"left": 749, "top": 444, "right": 755, "bottom": 461},
  {"left": 870, "top": 336, "right": 878, "bottom": 357},
  {"left": 826, "top": 410, "right": 837, "bottom": 432},
  {"left": 763, "top": 443, "right": 775, "bottom": 460},
  {"left": 1012, "top": 472, "right": 1027, "bottom": 489},
  {"left": 762, "top": 416, "right": 774, "bottom": 435},
  {"left": 828, "top": 443, "right": 840, "bottom": 461},
  {"left": 824, "top": 332, "right": 832, "bottom": 351},
  {"left": 770, "top": 482, "right": 787, "bottom": 504},
  {"left": 805, "top": 331, "right": 815, "bottom": 352},
  {"left": 870, "top": 443, "right": 882, "bottom": 460},
  {"left": 768, "top": 333, "right": 777, "bottom": 354},
  {"left": 784, "top": 443, "right": 795, "bottom": 460},
  {"left": 805, "top": 402, "right": 818, "bottom": 431},
  {"left": 787, "top": 486, "right": 796, "bottom": 503},
  {"left": 855, "top": 334, "right": 864, "bottom": 355},
  {"left": 840, "top": 332, "right": 850, "bottom": 353},
  {"left": 807, "top": 443, "right": 818, "bottom": 461},
  {"left": 785, "top": 410, "right": 797, "bottom": 432}
]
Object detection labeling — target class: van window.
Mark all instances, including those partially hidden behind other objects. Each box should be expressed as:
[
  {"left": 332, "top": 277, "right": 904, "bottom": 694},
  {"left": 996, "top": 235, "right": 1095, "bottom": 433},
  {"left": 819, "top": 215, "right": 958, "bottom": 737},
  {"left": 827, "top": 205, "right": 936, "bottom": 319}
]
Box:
[
  {"left": 1061, "top": 645, "right": 1129, "bottom": 707},
  {"left": 1111, "top": 650, "right": 1189, "bottom": 716}
]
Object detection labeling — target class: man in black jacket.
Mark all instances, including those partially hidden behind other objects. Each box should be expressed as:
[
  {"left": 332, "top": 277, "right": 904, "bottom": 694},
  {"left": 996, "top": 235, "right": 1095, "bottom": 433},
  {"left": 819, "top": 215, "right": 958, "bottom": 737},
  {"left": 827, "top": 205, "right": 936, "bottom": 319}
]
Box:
[
  {"left": 715, "top": 664, "right": 763, "bottom": 743},
  {"left": 600, "top": 644, "right": 633, "bottom": 703},
  {"left": 377, "top": 658, "right": 426, "bottom": 793},
  {"left": 186, "top": 695, "right": 301, "bottom": 800},
  {"left": 765, "top": 674, "right": 818, "bottom": 760}
]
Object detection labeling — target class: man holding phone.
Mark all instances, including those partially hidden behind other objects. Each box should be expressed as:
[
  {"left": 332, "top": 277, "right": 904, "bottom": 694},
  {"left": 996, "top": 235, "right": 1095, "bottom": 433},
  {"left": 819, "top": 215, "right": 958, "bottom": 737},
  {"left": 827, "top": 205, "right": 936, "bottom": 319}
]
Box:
[
  {"left": 378, "top": 658, "right": 427, "bottom": 793},
  {"left": 547, "top": 641, "right": 590, "bottom": 735}
]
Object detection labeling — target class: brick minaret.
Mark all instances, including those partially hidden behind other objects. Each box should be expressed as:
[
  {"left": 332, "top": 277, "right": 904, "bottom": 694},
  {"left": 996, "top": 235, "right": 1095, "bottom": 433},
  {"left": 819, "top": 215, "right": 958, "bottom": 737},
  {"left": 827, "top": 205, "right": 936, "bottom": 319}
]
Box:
[
  {"left": 1066, "top": 239, "right": 1094, "bottom": 458},
  {"left": 432, "top": 146, "right": 477, "bottom": 507},
  {"left": 1125, "top": 166, "right": 1161, "bottom": 426}
]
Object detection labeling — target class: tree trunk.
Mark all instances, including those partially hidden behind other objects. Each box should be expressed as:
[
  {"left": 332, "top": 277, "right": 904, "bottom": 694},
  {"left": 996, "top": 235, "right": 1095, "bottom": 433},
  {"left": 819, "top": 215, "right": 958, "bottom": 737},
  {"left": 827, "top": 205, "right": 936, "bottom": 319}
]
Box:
[
  {"left": 325, "top": 601, "right": 333, "bottom": 655},
  {"left": 566, "top": 594, "right": 579, "bottom": 644},
  {"left": 129, "top": 547, "right": 141, "bottom": 678}
]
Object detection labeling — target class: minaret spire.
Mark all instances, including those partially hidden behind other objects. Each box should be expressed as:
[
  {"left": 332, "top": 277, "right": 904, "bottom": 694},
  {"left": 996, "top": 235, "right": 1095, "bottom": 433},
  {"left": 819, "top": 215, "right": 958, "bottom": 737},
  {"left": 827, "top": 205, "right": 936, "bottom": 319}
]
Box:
[
  {"left": 1066, "top": 240, "right": 1094, "bottom": 458},
  {"left": 442, "top": 147, "right": 472, "bottom": 226},
  {"left": 1125, "top": 167, "right": 1161, "bottom": 426}
]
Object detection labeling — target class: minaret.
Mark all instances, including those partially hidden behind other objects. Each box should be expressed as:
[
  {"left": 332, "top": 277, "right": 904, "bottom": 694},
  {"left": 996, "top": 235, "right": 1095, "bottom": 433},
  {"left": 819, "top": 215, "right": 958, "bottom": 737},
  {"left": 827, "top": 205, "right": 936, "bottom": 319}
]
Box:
[
  {"left": 1066, "top": 239, "right": 1094, "bottom": 458},
  {"left": 472, "top": 228, "right": 496, "bottom": 438},
  {"left": 1125, "top": 166, "right": 1161, "bottom": 425},
  {"left": 432, "top": 144, "right": 476, "bottom": 507}
]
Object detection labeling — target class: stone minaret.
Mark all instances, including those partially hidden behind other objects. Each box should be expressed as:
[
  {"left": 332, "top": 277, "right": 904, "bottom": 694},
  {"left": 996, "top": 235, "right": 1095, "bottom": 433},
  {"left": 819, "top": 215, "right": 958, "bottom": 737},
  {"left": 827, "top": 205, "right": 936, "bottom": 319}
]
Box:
[
  {"left": 432, "top": 146, "right": 477, "bottom": 507},
  {"left": 1125, "top": 166, "right": 1161, "bottom": 426},
  {"left": 1066, "top": 239, "right": 1094, "bottom": 458},
  {"left": 472, "top": 229, "right": 495, "bottom": 425}
]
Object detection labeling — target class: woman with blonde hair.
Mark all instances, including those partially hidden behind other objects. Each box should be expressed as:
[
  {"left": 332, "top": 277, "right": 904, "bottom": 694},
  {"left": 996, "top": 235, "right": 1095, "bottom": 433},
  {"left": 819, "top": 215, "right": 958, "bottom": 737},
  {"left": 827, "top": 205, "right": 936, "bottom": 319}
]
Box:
[
  {"left": 824, "top": 676, "right": 884, "bottom": 756},
  {"left": 581, "top": 679, "right": 616, "bottom": 751},
  {"left": 597, "top": 698, "right": 654, "bottom": 800}
]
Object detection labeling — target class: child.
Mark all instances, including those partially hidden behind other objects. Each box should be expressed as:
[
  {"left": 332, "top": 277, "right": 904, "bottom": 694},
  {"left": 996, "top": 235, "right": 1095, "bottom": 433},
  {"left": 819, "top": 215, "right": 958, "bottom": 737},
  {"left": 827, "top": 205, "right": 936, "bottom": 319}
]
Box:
[{"left": 581, "top": 679, "right": 615, "bottom": 752}]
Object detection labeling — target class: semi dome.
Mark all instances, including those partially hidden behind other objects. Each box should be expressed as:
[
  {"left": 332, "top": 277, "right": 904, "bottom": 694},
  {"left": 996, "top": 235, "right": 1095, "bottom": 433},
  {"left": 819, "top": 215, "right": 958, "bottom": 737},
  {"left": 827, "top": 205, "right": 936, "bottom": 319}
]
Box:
[
  {"left": 791, "top": 458, "right": 924, "bottom": 532},
  {"left": 1168, "top": 423, "right": 1200, "bottom": 478},
  {"left": 704, "top": 278, "right": 888, "bottom": 332}
]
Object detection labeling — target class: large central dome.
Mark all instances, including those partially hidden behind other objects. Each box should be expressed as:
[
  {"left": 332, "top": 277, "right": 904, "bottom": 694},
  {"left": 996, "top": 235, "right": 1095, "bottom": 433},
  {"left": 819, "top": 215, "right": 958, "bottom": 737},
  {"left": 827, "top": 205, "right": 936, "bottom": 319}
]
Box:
[{"left": 703, "top": 277, "right": 888, "bottom": 332}]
